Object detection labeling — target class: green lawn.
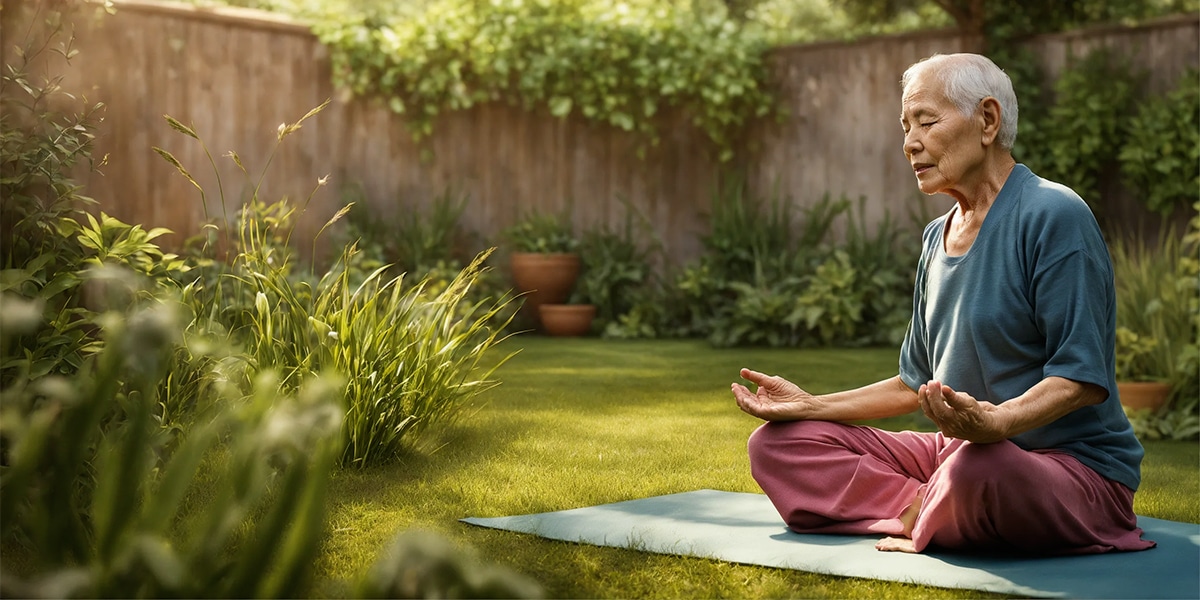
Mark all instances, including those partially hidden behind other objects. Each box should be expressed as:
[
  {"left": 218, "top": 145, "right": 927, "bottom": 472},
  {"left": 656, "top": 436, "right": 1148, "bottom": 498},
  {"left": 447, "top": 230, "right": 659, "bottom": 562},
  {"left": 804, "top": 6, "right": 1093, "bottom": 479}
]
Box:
[{"left": 313, "top": 337, "right": 1200, "bottom": 598}]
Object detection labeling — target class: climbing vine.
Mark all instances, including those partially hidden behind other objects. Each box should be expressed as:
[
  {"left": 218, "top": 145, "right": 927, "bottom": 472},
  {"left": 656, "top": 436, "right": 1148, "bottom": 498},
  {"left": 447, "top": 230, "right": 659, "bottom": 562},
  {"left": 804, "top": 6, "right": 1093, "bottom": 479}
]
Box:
[{"left": 310, "top": 0, "right": 776, "bottom": 161}]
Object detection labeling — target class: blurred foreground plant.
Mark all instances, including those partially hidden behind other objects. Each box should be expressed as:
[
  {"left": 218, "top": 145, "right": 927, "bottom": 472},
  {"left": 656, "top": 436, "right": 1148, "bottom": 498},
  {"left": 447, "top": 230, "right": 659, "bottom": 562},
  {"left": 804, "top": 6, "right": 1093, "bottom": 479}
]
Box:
[
  {"left": 0, "top": 283, "right": 540, "bottom": 598},
  {"left": 0, "top": 288, "right": 343, "bottom": 598}
]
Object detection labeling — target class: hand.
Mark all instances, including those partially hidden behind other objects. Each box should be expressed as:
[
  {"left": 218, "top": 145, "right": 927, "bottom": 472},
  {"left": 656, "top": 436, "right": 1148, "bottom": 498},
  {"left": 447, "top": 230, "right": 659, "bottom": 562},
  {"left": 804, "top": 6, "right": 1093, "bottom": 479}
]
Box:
[
  {"left": 731, "top": 368, "right": 817, "bottom": 421},
  {"left": 919, "top": 380, "right": 1009, "bottom": 443}
]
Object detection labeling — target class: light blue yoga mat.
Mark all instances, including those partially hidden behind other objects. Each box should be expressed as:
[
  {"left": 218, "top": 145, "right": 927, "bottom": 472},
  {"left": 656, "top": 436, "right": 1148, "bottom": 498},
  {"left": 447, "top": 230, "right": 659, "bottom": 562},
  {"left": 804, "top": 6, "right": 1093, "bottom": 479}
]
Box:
[{"left": 462, "top": 489, "right": 1200, "bottom": 599}]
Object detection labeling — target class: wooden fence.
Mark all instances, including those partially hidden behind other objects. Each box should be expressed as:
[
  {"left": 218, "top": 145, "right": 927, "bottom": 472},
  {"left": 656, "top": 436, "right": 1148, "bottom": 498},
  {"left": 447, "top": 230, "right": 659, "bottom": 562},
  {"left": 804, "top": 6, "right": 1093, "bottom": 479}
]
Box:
[{"left": 5, "top": 1, "right": 1198, "bottom": 265}]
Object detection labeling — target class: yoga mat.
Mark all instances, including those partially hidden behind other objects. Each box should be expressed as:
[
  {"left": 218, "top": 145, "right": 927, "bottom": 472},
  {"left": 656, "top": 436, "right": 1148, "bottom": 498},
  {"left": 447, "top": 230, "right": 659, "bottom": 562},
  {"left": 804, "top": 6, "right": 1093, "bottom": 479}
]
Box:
[{"left": 462, "top": 489, "right": 1200, "bottom": 599}]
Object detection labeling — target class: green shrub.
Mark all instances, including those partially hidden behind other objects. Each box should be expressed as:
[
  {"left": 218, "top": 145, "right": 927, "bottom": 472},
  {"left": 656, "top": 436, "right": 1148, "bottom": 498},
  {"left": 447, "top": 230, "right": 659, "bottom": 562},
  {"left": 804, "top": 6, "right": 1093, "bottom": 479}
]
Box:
[
  {"left": 0, "top": 2, "right": 189, "bottom": 394},
  {"left": 316, "top": 248, "right": 517, "bottom": 465},
  {"left": 1118, "top": 68, "right": 1200, "bottom": 216},
  {"left": 842, "top": 197, "right": 928, "bottom": 346},
  {"left": 789, "top": 250, "right": 864, "bottom": 345},
  {"left": 576, "top": 201, "right": 658, "bottom": 331},
  {"left": 604, "top": 184, "right": 922, "bottom": 348},
  {"left": 336, "top": 184, "right": 472, "bottom": 276},
  {"left": 1021, "top": 49, "right": 1141, "bottom": 213},
  {"left": 691, "top": 186, "right": 853, "bottom": 347}
]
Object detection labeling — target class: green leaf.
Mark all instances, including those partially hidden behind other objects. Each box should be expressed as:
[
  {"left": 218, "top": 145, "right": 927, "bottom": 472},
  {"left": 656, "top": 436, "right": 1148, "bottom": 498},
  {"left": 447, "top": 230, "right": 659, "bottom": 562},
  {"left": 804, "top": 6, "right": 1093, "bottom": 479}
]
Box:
[
  {"left": 549, "top": 96, "right": 572, "bottom": 117},
  {"left": 41, "top": 272, "right": 80, "bottom": 299}
]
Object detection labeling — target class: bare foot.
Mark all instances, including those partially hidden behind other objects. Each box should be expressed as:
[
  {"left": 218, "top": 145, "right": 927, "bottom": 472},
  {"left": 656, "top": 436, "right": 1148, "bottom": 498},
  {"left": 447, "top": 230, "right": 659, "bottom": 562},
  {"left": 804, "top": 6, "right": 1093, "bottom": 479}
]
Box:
[
  {"left": 876, "top": 487, "right": 924, "bottom": 553},
  {"left": 875, "top": 536, "right": 918, "bottom": 553},
  {"left": 897, "top": 489, "right": 921, "bottom": 537}
]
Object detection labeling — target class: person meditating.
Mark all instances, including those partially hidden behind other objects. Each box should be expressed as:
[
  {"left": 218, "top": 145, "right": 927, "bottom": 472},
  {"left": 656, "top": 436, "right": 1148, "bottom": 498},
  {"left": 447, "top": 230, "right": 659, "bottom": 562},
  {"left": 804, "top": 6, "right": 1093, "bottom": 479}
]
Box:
[{"left": 731, "top": 53, "right": 1156, "bottom": 555}]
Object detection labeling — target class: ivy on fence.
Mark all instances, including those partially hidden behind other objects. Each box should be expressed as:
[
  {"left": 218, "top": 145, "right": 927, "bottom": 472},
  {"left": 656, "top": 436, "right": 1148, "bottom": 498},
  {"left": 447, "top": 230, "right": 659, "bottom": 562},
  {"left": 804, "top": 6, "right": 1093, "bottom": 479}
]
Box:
[{"left": 311, "top": 0, "right": 776, "bottom": 161}]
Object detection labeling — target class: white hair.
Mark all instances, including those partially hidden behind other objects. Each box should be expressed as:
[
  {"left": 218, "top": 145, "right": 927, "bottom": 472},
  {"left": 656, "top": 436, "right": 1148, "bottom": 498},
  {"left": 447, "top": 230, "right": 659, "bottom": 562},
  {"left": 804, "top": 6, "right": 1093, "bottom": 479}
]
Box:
[{"left": 901, "top": 53, "right": 1019, "bottom": 150}]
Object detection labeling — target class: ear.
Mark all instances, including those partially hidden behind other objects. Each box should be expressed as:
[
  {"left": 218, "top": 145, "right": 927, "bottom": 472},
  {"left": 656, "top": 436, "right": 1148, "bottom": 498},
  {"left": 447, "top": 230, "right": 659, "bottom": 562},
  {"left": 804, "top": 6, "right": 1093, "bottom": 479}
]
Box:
[{"left": 979, "top": 97, "right": 1002, "bottom": 146}]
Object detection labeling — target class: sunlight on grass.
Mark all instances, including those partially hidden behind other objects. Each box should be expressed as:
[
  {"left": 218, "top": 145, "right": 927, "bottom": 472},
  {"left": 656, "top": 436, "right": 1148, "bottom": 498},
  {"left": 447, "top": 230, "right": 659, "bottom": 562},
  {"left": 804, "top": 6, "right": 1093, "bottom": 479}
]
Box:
[{"left": 312, "top": 337, "right": 1197, "bottom": 599}]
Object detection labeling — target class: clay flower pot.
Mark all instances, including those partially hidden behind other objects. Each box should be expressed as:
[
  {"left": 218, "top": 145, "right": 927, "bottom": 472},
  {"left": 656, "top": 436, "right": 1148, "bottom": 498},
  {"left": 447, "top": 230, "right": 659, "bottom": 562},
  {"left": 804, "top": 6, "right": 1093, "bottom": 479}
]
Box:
[
  {"left": 510, "top": 252, "right": 581, "bottom": 328},
  {"left": 1117, "top": 381, "right": 1172, "bottom": 411},
  {"left": 539, "top": 304, "right": 596, "bottom": 337}
]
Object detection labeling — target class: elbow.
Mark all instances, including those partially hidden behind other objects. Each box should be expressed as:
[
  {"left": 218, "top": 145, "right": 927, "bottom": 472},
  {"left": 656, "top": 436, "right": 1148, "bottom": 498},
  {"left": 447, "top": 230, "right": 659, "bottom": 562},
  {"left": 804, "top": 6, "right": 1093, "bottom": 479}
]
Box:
[{"left": 1080, "top": 381, "right": 1108, "bottom": 407}]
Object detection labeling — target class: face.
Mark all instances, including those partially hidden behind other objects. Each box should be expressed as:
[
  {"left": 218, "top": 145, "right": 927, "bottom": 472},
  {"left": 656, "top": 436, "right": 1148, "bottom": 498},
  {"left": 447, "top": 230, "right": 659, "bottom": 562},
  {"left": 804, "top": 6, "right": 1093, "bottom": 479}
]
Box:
[{"left": 900, "top": 69, "right": 985, "bottom": 197}]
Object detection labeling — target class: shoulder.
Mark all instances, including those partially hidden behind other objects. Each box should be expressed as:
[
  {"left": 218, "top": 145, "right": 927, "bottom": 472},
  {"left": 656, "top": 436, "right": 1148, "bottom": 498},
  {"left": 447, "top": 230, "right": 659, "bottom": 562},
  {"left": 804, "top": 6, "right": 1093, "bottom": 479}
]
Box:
[
  {"left": 921, "top": 210, "right": 951, "bottom": 245},
  {"left": 1012, "top": 166, "right": 1104, "bottom": 247},
  {"left": 1008, "top": 168, "right": 1112, "bottom": 279}
]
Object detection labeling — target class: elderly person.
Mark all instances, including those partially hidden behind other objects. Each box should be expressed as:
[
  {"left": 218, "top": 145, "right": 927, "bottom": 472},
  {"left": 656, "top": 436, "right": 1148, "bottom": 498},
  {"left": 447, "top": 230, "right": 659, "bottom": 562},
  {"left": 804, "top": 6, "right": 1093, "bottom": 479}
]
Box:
[{"left": 731, "top": 53, "right": 1155, "bottom": 555}]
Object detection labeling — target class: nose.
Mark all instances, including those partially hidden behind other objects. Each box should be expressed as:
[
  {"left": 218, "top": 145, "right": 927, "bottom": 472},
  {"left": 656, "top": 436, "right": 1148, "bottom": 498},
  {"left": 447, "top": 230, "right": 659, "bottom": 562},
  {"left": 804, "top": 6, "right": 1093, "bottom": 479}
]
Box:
[{"left": 903, "top": 129, "right": 921, "bottom": 157}]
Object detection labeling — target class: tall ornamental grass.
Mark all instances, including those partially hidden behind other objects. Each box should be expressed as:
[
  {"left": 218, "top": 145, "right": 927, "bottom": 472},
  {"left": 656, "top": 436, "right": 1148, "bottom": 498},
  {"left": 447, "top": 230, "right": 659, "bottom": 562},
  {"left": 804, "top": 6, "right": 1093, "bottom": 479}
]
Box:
[
  {"left": 316, "top": 247, "right": 516, "bottom": 466},
  {"left": 156, "top": 102, "right": 518, "bottom": 466}
]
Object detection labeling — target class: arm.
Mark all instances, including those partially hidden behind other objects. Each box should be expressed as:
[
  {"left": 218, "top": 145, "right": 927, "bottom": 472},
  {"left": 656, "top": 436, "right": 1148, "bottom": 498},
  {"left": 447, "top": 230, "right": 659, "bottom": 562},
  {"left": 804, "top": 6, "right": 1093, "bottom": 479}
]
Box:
[
  {"left": 732, "top": 369, "right": 919, "bottom": 422},
  {"left": 920, "top": 376, "right": 1107, "bottom": 443}
]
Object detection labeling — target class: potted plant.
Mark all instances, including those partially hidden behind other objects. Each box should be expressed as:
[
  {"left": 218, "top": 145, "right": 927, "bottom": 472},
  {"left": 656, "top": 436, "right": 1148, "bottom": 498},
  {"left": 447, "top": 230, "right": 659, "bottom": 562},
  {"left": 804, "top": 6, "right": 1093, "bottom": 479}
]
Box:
[
  {"left": 1114, "top": 327, "right": 1172, "bottom": 411},
  {"left": 1109, "top": 218, "right": 1196, "bottom": 412},
  {"left": 503, "top": 210, "right": 581, "bottom": 330},
  {"left": 538, "top": 302, "right": 597, "bottom": 337}
]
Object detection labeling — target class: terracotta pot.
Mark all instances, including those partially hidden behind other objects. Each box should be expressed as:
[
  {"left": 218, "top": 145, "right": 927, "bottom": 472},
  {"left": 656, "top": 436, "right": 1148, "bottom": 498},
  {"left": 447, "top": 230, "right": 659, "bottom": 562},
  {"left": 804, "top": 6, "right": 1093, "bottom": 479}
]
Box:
[
  {"left": 1117, "top": 381, "right": 1171, "bottom": 411},
  {"left": 539, "top": 304, "right": 596, "bottom": 337},
  {"left": 510, "top": 252, "right": 581, "bottom": 327}
]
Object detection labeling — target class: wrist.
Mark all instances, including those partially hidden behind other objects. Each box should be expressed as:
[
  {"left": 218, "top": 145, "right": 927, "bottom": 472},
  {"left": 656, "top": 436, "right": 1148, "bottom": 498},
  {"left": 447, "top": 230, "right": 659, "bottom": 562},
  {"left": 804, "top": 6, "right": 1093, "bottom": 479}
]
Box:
[{"left": 989, "top": 402, "right": 1018, "bottom": 441}]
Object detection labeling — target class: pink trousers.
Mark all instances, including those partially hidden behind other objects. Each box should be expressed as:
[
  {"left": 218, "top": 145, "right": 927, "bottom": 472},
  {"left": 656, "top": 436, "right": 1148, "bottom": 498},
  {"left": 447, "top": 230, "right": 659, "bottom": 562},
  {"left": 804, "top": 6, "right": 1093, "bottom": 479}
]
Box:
[{"left": 748, "top": 420, "right": 1156, "bottom": 554}]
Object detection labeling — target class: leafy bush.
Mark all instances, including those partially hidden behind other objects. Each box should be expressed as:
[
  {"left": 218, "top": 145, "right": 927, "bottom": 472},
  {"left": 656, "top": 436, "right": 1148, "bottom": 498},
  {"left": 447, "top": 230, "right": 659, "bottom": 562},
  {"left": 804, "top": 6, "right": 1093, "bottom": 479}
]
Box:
[
  {"left": 842, "top": 197, "right": 928, "bottom": 346},
  {"left": 337, "top": 184, "right": 471, "bottom": 276},
  {"left": 790, "top": 250, "right": 864, "bottom": 345},
  {"left": 1118, "top": 68, "right": 1200, "bottom": 216},
  {"left": 603, "top": 183, "right": 922, "bottom": 348},
  {"left": 575, "top": 201, "right": 658, "bottom": 331},
  {"left": 688, "top": 182, "right": 840, "bottom": 344},
  {"left": 0, "top": 2, "right": 190, "bottom": 401},
  {"left": 1, "top": 4, "right": 107, "bottom": 380},
  {"left": 311, "top": 0, "right": 774, "bottom": 161},
  {"left": 1024, "top": 49, "right": 1141, "bottom": 212},
  {"left": 690, "top": 186, "right": 854, "bottom": 347}
]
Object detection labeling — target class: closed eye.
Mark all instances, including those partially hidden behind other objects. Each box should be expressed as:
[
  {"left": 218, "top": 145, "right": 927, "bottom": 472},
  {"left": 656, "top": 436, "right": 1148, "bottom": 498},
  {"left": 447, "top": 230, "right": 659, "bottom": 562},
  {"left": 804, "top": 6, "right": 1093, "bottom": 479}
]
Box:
[{"left": 921, "top": 121, "right": 937, "bottom": 128}]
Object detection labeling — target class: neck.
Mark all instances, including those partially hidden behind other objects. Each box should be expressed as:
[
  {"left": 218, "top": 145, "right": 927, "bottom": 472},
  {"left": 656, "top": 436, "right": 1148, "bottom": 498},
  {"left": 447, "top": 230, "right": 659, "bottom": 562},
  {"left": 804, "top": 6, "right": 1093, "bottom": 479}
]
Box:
[{"left": 947, "top": 154, "right": 1017, "bottom": 214}]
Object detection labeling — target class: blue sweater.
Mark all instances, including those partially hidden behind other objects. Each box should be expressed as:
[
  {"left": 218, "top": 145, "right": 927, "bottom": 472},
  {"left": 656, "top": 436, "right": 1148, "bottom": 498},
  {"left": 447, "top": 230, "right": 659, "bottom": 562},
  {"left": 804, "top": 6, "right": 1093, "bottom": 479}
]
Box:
[{"left": 899, "top": 164, "right": 1143, "bottom": 491}]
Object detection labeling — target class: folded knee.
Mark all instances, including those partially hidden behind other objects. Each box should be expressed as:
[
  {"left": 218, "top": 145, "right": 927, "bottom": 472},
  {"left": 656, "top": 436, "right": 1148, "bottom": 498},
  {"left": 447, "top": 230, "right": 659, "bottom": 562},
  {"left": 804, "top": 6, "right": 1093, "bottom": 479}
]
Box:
[
  {"left": 747, "top": 420, "right": 852, "bottom": 476},
  {"left": 937, "top": 441, "right": 1032, "bottom": 494},
  {"left": 749, "top": 420, "right": 838, "bottom": 455}
]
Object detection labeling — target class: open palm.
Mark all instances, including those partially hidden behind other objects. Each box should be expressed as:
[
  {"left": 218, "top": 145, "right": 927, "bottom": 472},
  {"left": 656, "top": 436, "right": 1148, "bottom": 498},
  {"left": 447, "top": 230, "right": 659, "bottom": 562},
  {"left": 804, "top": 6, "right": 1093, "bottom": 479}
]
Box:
[{"left": 731, "top": 368, "right": 816, "bottom": 421}]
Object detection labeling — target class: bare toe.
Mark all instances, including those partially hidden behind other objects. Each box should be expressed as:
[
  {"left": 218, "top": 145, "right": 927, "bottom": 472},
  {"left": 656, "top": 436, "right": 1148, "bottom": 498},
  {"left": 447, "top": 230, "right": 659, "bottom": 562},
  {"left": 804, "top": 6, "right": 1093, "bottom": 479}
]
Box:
[{"left": 875, "top": 536, "right": 918, "bottom": 553}]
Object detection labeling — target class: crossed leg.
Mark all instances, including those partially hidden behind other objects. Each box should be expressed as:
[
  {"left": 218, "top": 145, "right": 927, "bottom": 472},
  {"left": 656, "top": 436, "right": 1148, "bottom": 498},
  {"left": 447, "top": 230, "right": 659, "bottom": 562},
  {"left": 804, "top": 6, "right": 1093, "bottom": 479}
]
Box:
[{"left": 748, "top": 420, "right": 1154, "bottom": 555}]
